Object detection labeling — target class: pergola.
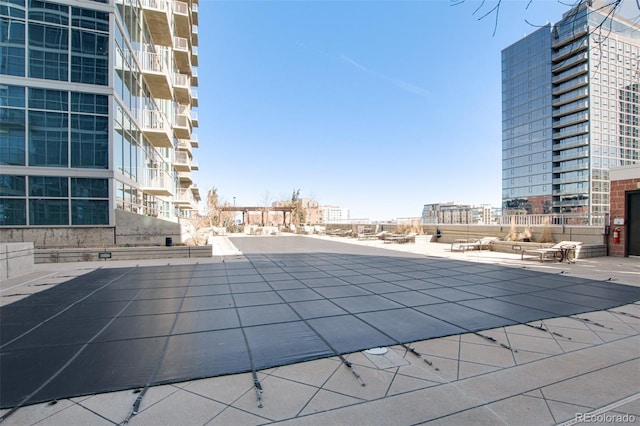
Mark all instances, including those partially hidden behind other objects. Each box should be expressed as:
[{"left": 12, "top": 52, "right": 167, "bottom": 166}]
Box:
[{"left": 217, "top": 206, "right": 295, "bottom": 226}]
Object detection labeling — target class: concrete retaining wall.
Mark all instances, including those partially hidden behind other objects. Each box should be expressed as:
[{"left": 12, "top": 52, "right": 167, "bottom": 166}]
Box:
[
  {"left": 0, "top": 243, "right": 34, "bottom": 280},
  {"left": 34, "top": 245, "right": 212, "bottom": 264},
  {"left": 115, "top": 210, "right": 182, "bottom": 246},
  {"left": 329, "top": 224, "right": 607, "bottom": 246}
]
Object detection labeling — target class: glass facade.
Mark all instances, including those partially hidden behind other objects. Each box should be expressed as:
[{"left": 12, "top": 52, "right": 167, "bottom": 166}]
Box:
[
  {"left": 0, "top": 0, "right": 201, "bottom": 231},
  {"left": 502, "top": 2, "right": 640, "bottom": 218},
  {"left": 502, "top": 26, "right": 554, "bottom": 214}
]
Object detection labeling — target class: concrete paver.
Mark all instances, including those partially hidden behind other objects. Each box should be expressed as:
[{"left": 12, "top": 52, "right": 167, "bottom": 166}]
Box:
[{"left": 1, "top": 235, "right": 638, "bottom": 425}]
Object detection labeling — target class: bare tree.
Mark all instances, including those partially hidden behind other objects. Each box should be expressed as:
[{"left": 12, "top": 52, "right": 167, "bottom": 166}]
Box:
[{"left": 451, "top": 0, "right": 639, "bottom": 36}]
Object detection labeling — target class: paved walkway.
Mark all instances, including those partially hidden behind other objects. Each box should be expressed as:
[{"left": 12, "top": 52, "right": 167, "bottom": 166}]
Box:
[{"left": 1, "top": 236, "right": 638, "bottom": 425}]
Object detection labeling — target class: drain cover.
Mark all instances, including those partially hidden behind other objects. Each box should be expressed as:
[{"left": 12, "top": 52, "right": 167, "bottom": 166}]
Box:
[{"left": 364, "top": 347, "right": 388, "bottom": 355}]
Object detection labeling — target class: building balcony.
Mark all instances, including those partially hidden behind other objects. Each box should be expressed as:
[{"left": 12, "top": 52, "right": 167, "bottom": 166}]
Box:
[
  {"left": 174, "top": 188, "right": 196, "bottom": 207},
  {"left": 139, "top": 51, "right": 172, "bottom": 100},
  {"left": 553, "top": 161, "right": 589, "bottom": 173},
  {"left": 191, "top": 111, "right": 198, "bottom": 127},
  {"left": 552, "top": 63, "right": 588, "bottom": 85},
  {"left": 140, "top": 0, "right": 172, "bottom": 47},
  {"left": 143, "top": 167, "right": 174, "bottom": 196},
  {"left": 552, "top": 52, "right": 587, "bottom": 74},
  {"left": 552, "top": 76, "right": 588, "bottom": 96},
  {"left": 173, "top": 106, "right": 192, "bottom": 139},
  {"left": 553, "top": 122, "right": 588, "bottom": 139},
  {"left": 552, "top": 25, "right": 588, "bottom": 49},
  {"left": 177, "top": 171, "right": 193, "bottom": 184},
  {"left": 552, "top": 111, "right": 589, "bottom": 129},
  {"left": 553, "top": 99, "right": 588, "bottom": 118},
  {"left": 176, "top": 138, "right": 192, "bottom": 154},
  {"left": 192, "top": 24, "right": 198, "bottom": 45},
  {"left": 139, "top": 109, "right": 172, "bottom": 148},
  {"left": 173, "top": 36, "right": 191, "bottom": 74},
  {"left": 553, "top": 147, "right": 589, "bottom": 162},
  {"left": 173, "top": 72, "right": 191, "bottom": 104},
  {"left": 191, "top": 88, "right": 198, "bottom": 107},
  {"left": 190, "top": 159, "right": 199, "bottom": 170},
  {"left": 552, "top": 87, "right": 588, "bottom": 107},
  {"left": 191, "top": 46, "right": 198, "bottom": 66},
  {"left": 552, "top": 39, "right": 587, "bottom": 63},
  {"left": 173, "top": 151, "right": 192, "bottom": 171},
  {"left": 173, "top": 1, "right": 191, "bottom": 38},
  {"left": 191, "top": 3, "right": 198, "bottom": 25},
  {"left": 191, "top": 133, "right": 199, "bottom": 148},
  {"left": 191, "top": 183, "right": 201, "bottom": 201},
  {"left": 553, "top": 134, "right": 589, "bottom": 151},
  {"left": 191, "top": 67, "right": 198, "bottom": 87}
]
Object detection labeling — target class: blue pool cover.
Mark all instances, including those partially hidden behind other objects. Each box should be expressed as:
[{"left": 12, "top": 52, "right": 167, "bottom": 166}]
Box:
[{"left": 1, "top": 236, "right": 638, "bottom": 410}]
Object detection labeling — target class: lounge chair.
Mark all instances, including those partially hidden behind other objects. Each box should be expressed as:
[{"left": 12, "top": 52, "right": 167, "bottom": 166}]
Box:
[{"left": 521, "top": 241, "right": 581, "bottom": 262}]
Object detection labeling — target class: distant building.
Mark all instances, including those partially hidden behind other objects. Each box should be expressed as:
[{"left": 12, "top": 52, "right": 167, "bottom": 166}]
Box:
[
  {"left": 422, "top": 202, "right": 500, "bottom": 224},
  {"left": 321, "top": 206, "right": 351, "bottom": 224},
  {"left": 502, "top": 0, "right": 639, "bottom": 218}
]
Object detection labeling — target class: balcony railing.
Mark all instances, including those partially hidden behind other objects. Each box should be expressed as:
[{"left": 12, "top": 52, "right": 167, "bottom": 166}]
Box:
[
  {"left": 140, "top": 0, "right": 171, "bottom": 46},
  {"left": 139, "top": 109, "right": 172, "bottom": 148},
  {"left": 173, "top": 151, "right": 191, "bottom": 171},
  {"left": 173, "top": 1, "right": 190, "bottom": 38},
  {"left": 497, "top": 213, "right": 605, "bottom": 226},
  {"left": 143, "top": 167, "right": 174, "bottom": 196},
  {"left": 138, "top": 51, "right": 172, "bottom": 99},
  {"left": 173, "top": 72, "right": 191, "bottom": 104},
  {"left": 173, "top": 36, "right": 191, "bottom": 73}
]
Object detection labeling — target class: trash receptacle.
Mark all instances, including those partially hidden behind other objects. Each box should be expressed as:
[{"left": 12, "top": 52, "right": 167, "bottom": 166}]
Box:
[{"left": 165, "top": 237, "right": 173, "bottom": 247}]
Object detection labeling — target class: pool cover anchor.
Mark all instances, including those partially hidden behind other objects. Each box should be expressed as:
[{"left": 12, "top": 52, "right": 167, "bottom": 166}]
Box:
[
  {"left": 571, "top": 316, "right": 613, "bottom": 330},
  {"left": 609, "top": 310, "right": 640, "bottom": 320},
  {"left": 402, "top": 344, "right": 440, "bottom": 371},
  {"left": 340, "top": 356, "right": 366, "bottom": 387},
  {"left": 525, "top": 322, "right": 571, "bottom": 340},
  {"left": 253, "top": 374, "right": 264, "bottom": 408},
  {"left": 474, "top": 332, "right": 517, "bottom": 352}
]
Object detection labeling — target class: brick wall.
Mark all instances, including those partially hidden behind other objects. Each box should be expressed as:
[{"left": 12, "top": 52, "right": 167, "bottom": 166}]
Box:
[{"left": 609, "top": 177, "right": 640, "bottom": 257}]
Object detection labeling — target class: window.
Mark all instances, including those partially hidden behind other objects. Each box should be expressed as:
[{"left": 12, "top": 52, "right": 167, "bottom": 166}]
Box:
[
  {"left": 0, "top": 107, "right": 25, "bottom": 165},
  {"left": 28, "top": 23, "right": 68, "bottom": 80},
  {"left": 0, "top": 17, "right": 26, "bottom": 76},
  {"left": 70, "top": 114, "right": 108, "bottom": 168},
  {"left": 28, "top": 110, "right": 68, "bottom": 167}
]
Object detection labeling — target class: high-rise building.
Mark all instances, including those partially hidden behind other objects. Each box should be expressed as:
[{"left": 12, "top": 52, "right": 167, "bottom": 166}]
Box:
[
  {"left": 502, "top": 0, "right": 639, "bottom": 219},
  {"left": 0, "top": 0, "right": 200, "bottom": 242}
]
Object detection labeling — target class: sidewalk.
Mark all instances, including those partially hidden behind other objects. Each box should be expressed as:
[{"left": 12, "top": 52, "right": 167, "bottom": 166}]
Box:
[{"left": 1, "top": 236, "right": 638, "bottom": 426}]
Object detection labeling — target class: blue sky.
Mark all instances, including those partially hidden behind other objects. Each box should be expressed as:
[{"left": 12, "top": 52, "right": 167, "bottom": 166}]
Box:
[{"left": 194, "top": 0, "right": 572, "bottom": 220}]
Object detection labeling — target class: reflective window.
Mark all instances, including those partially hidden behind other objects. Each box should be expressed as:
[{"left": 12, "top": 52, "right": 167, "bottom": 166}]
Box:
[
  {"left": 0, "top": 0, "right": 26, "bottom": 19},
  {"left": 28, "top": 22, "right": 68, "bottom": 80},
  {"left": 71, "top": 92, "right": 108, "bottom": 114},
  {"left": 29, "top": 198, "right": 68, "bottom": 224},
  {"left": 0, "top": 107, "right": 25, "bottom": 165},
  {"left": 28, "top": 0, "right": 67, "bottom": 24},
  {"left": 71, "top": 199, "right": 107, "bottom": 224},
  {"left": 71, "top": 29, "right": 108, "bottom": 85},
  {"left": 71, "top": 7, "right": 108, "bottom": 32},
  {"left": 28, "top": 87, "right": 67, "bottom": 110},
  {"left": 0, "top": 17, "right": 25, "bottom": 76},
  {"left": 28, "top": 110, "right": 68, "bottom": 166},
  {"left": 71, "top": 177, "right": 108, "bottom": 198},
  {"left": 71, "top": 114, "right": 108, "bottom": 168},
  {"left": 0, "top": 198, "right": 26, "bottom": 224},
  {"left": 0, "top": 174, "right": 25, "bottom": 196},
  {"left": 29, "top": 175, "right": 67, "bottom": 197}
]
